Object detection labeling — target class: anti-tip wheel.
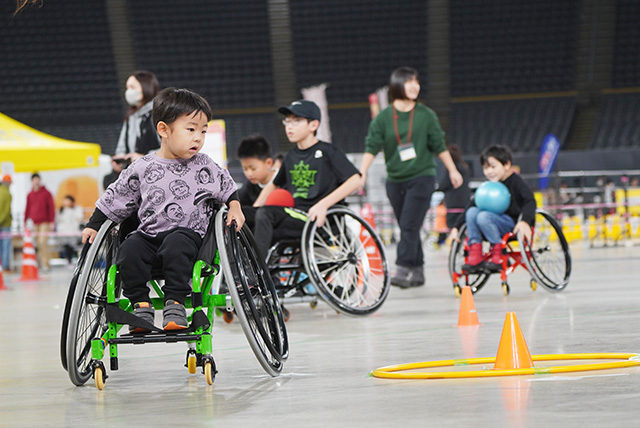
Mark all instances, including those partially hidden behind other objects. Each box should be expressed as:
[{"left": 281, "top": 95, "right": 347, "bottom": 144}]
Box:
[
  {"left": 501, "top": 282, "right": 510, "bottom": 296},
  {"left": 222, "top": 311, "right": 234, "bottom": 324},
  {"left": 187, "top": 355, "right": 197, "bottom": 374},
  {"left": 453, "top": 285, "right": 461, "bottom": 298}
]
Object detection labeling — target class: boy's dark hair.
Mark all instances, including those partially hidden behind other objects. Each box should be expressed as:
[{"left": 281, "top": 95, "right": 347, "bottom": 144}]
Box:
[
  {"left": 31, "top": 173, "right": 40, "bottom": 180},
  {"left": 237, "top": 134, "right": 273, "bottom": 160},
  {"left": 152, "top": 87, "right": 212, "bottom": 128},
  {"left": 389, "top": 66, "right": 419, "bottom": 101},
  {"left": 480, "top": 145, "right": 513, "bottom": 166}
]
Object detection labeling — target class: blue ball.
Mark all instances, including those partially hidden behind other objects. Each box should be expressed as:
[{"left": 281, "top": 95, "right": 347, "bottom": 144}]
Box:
[{"left": 475, "top": 181, "right": 511, "bottom": 214}]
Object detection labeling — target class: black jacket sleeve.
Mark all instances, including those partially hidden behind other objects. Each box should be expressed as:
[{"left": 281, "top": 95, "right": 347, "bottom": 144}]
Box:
[{"left": 85, "top": 208, "right": 109, "bottom": 231}]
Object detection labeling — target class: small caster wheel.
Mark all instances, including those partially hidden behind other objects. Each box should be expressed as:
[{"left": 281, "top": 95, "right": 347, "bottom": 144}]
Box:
[
  {"left": 453, "top": 285, "right": 461, "bottom": 298},
  {"left": 530, "top": 280, "right": 537, "bottom": 291},
  {"left": 501, "top": 282, "right": 510, "bottom": 296},
  {"left": 222, "top": 310, "right": 234, "bottom": 324},
  {"left": 187, "top": 355, "right": 197, "bottom": 374},
  {"left": 92, "top": 361, "right": 107, "bottom": 390},
  {"left": 282, "top": 305, "right": 290, "bottom": 322},
  {"left": 202, "top": 356, "right": 217, "bottom": 385},
  {"left": 310, "top": 300, "right": 318, "bottom": 309}
]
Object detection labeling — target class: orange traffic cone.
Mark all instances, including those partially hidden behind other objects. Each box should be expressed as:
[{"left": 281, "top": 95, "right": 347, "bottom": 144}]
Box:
[
  {"left": 457, "top": 286, "right": 480, "bottom": 326},
  {"left": 0, "top": 255, "right": 7, "bottom": 290},
  {"left": 359, "top": 203, "right": 383, "bottom": 275},
  {"left": 494, "top": 312, "right": 533, "bottom": 370},
  {"left": 20, "top": 229, "right": 41, "bottom": 281}
]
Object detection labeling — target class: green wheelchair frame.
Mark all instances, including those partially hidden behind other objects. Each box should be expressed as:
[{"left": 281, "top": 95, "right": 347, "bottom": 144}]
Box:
[{"left": 61, "top": 208, "right": 288, "bottom": 390}]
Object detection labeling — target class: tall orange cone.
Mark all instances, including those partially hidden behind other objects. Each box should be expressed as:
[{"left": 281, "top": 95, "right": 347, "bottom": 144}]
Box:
[
  {"left": 19, "top": 229, "right": 41, "bottom": 281},
  {"left": 494, "top": 312, "right": 533, "bottom": 370},
  {"left": 0, "top": 255, "right": 7, "bottom": 290},
  {"left": 359, "top": 203, "right": 383, "bottom": 274},
  {"left": 457, "top": 286, "right": 480, "bottom": 326}
]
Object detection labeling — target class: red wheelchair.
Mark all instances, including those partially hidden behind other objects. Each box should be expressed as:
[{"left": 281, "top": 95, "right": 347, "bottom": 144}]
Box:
[{"left": 448, "top": 209, "right": 571, "bottom": 296}]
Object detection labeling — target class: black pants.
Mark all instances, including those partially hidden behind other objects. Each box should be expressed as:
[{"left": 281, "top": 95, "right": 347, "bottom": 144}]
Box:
[
  {"left": 254, "top": 206, "right": 306, "bottom": 260},
  {"left": 386, "top": 175, "right": 435, "bottom": 268},
  {"left": 117, "top": 228, "right": 203, "bottom": 304}
]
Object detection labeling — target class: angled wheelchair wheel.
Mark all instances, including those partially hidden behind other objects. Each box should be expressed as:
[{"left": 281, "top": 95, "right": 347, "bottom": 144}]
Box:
[
  {"left": 518, "top": 209, "right": 571, "bottom": 292},
  {"left": 216, "top": 209, "right": 288, "bottom": 377},
  {"left": 448, "top": 224, "right": 489, "bottom": 295},
  {"left": 60, "top": 242, "right": 91, "bottom": 371},
  {"left": 66, "top": 220, "right": 121, "bottom": 386},
  {"left": 301, "top": 206, "right": 390, "bottom": 316}
]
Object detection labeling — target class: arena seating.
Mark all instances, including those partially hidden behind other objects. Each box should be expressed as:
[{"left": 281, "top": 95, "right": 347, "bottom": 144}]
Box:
[
  {"left": 0, "top": 0, "right": 121, "bottom": 145},
  {"left": 449, "top": 97, "right": 577, "bottom": 154},
  {"left": 589, "top": 93, "right": 640, "bottom": 149},
  {"left": 450, "top": 0, "right": 578, "bottom": 98},
  {"left": 612, "top": 0, "right": 640, "bottom": 89},
  {"left": 289, "top": 0, "right": 427, "bottom": 104}
]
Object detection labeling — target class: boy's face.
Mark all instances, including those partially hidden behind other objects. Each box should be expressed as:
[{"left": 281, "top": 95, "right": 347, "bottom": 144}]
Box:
[
  {"left": 157, "top": 111, "right": 209, "bottom": 160},
  {"left": 240, "top": 157, "right": 274, "bottom": 185},
  {"left": 283, "top": 114, "right": 318, "bottom": 144},
  {"left": 482, "top": 156, "right": 512, "bottom": 182}
]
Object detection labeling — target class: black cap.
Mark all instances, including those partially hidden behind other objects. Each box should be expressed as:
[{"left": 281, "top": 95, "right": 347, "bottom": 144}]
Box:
[{"left": 278, "top": 100, "right": 321, "bottom": 122}]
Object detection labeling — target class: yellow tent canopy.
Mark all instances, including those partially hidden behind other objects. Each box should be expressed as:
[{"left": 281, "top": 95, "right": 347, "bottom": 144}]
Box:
[{"left": 0, "top": 112, "right": 101, "bottom": 172}]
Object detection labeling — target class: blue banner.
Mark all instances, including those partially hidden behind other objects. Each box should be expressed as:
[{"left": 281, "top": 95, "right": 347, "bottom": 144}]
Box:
[{"left": 538, "top": 134, "right": 561, "bottom": 190}]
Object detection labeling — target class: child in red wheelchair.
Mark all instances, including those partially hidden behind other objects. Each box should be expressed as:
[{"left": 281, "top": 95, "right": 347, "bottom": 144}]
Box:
[{"left": 449, "top": 145, "right": 536, "bottom": 274}]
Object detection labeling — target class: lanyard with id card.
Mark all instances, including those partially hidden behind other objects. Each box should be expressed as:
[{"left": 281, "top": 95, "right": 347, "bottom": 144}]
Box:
[{"left": 393, "top": 106, "right": 416, "bottom": 162}]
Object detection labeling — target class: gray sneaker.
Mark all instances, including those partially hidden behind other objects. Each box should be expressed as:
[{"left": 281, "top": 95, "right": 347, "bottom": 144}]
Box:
[
  {"left": 163, "top": 299, "right": 188, "bottom": 331},
  {"left": 391, "top": 265, "right": 425, "bottom": 288},
  {"left": 129, "top": 301, "right": 155, "bottom": 333},
  {"left": 409, "top": 266, "right": 425, "bottom": 287},
  {"left": 390, "top": 265, "right": 411, "bottom": 288}
]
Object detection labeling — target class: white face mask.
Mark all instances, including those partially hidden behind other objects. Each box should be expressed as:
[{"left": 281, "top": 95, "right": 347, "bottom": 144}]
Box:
[{"left": 125, "top": 88, "right": 142, "bottom": 107}]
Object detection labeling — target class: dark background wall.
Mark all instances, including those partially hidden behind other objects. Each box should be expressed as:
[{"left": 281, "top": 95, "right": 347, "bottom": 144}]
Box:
[{"left": 1, "top": 0, "right": 638, "bottom": 175}]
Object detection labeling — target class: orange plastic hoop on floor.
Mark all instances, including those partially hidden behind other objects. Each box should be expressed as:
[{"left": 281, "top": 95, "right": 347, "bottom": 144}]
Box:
[{"left": 371, "top": 353, "right": 640, "bottom": 379}]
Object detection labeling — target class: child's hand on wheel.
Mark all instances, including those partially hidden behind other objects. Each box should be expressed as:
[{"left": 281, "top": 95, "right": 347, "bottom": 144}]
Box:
[
  {"left": 226, "top": 201, "right": 245, "bottom": 230},
  {"left": 82, "top": 227, "right": 98, "bottom": 244},
  {"left": 513, "top": 221, "right": 532, "bottom": 243}
]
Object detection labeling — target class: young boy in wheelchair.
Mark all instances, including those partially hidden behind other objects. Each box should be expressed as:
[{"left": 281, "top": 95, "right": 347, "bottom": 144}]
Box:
[
  {"left": 449, "top": 145, "right": 536, "bottom": 274},
  {"left": 82, "top": 87, "right": 244, "bottom": 332},
  {"left": 251, "top": 100, "right": 361, "bottom": 260},
  {"left": 236, "top": 134, "right": 279, "bottom": 230}
]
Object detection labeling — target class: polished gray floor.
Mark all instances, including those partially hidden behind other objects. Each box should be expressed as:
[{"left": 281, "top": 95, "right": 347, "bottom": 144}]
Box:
[{"left": 1, "top": 243, "right": 639, "bottom": 428}]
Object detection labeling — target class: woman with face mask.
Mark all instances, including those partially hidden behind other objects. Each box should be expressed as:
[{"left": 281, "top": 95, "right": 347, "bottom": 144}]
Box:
[{"left": 113, "top": 70, "right": 161, "bottom": 163}]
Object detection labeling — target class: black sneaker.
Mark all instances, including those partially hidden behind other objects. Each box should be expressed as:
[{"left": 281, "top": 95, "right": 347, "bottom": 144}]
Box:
[
  {"left": 129, "top": 301, "right": 155, "bottom": 334},
  {"left": 163, "top": 300, "right": 188, "bottom": 331}
]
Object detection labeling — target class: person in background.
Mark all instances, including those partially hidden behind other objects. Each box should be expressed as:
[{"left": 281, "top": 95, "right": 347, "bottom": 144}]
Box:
[
  {"left": 113, "top": 70, "right": 161, "bottom": 163},
  {"left": 103, "top": 156, "right": 129, "bottom": 190},
  {"left": 252, "top": 100, "right": 361, "bottom": 261},
  {"left": 236, "top": 134, "right": 279, "bottom": 229},
  {"left": 449, "top": 145, "right": 536, "bottom": 274},
  {"left": 24, "top": 173, "right": 56, "bottom": 271},
  {"left": 0, "top": 175, "right": 12, "bottom": 271},
  {"left": 56, "top": 195, "right": 84, "bottom": 265},
  {"left": 359, "top": 66, "right": 463, "bottom": 289},
  {"left": 438, "top": 144, "right": 472, "bottom": 235}
]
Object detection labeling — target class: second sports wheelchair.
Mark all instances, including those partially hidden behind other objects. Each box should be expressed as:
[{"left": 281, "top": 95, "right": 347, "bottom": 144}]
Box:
[
  {"left": 60, "top": 207, "right": 288, "bottom": 389},
  {"left": 449, "top": 209, "right": 571, "bottom": 296},
  {"left": 264, "top": 206, "right": 391, "bottom": 319}
]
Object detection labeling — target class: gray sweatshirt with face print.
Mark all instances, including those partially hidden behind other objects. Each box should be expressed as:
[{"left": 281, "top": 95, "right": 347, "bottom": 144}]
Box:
[{"left": 96, "top": 153, "right": 236, "bottom": 238}]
